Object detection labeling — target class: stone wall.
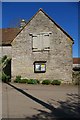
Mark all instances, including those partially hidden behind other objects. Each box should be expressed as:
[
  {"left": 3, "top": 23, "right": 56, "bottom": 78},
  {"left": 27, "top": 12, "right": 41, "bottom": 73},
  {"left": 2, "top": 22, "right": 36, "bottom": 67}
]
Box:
[
  {"left": 0, "top": 46, "right": 12, "bottom": 58},
  {"left": 12, "top": 10, "right": 73, "bottom": 82}
]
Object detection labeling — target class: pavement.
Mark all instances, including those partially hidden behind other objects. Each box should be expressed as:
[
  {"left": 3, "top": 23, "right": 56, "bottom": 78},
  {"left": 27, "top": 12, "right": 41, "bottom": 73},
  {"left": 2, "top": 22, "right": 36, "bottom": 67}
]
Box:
[
  {"left": 2, "top": 83, "right": 80, "bottom": 119},
  {"left": 0, "top": 82, "right": 2, "bottom": 120}
]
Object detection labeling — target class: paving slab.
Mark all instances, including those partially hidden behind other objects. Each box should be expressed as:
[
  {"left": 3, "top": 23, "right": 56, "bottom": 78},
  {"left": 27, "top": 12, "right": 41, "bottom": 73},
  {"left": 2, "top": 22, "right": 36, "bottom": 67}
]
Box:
[{"left": 0, "top": 82, "right": 2, "bottom": 119}]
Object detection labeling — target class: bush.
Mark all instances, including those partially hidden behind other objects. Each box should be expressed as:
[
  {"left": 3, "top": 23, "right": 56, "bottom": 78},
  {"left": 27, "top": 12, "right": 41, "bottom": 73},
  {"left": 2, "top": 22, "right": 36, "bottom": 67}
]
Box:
[
  {"left": 14, "top": 75, "right": 21, "bottom": 83},
  {"left": 36, "top": 80, "right": 40, "bottom": 84},
  {"left": 42, "top": 80, "right": 51, "bottom": 85},
  {"left": 51, "top": 80, "right": 61, "bottom": 85},
  {"left": 2, "top": 72, "right": 10, "bottom": 83},
  {"left": 72, "top": 71, "right": 80, "bottom": 85},
  {"left": 19, "top": 79, "right": 28, "bottom": 83},
  {"left": 27, "top": 79, "right": 38, "bottom": 84},
  {"left": 14, "top": 77, "right": 39, "bottom": 84},
  {"left": 0, "top": 55, "right": 11, "bottom": 81},
  {"left": 1, "top": 55, "right": 7, "bottom": 63}
]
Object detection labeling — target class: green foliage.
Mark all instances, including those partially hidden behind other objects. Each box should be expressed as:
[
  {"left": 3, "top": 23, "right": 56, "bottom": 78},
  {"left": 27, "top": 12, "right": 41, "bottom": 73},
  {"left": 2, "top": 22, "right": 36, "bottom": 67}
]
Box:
[
  {"left": 42, "top": 80, "right": 51, "bottom": 85},
  {"left": 14, "top": 77, "right": 62, "bottom": 85},
  {"left": 1, "top": 55, "right": 7, "bottom": 63},
  {"left": 0, "top": 55, "right": 11, "bottom": 82},
  {"left": 14, "top": 75, "right": 21, "bottom": 83},
  {"left": 27, "top": 79, "right": 38, "bottom": 84},
  {"left": 72, "top": 71, "right": 80, "bottom": 85},
  {"left": 16, "top": 75, "right": 21, "bottom": 80},
  {"left": 14, "top": 77, "right": 39, "bottom": 84},
  {"left": 2, "top": 72, "right": 10, "bottom": 83},
  {"left": 19, "top": 79, "right": 28, "bottom": 83},
  {"left": 51, "top": 80, "right": 61, "bottom": 85},
  {"left": 36, "top": 79, "right": 40, "bottom": 84}
]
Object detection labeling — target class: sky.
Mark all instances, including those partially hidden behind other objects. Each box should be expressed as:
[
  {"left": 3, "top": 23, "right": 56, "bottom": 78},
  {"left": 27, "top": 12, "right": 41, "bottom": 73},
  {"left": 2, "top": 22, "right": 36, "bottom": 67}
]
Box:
[{"left": 2, "top": 2, "right": 78, "bottom": 57}]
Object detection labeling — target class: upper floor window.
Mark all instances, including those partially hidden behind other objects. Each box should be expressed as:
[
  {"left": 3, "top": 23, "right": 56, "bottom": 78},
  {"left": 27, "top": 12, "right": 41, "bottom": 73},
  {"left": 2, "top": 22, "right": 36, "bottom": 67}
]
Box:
[{"left": 30, "top": 32, "right": 52, "bottom": 51}]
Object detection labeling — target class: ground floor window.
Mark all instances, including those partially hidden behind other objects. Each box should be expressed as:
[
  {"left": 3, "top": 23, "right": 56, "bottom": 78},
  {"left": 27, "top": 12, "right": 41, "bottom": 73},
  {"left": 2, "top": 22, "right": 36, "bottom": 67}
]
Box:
[{"left": 34, "top": 61, "right": 46, "bottom": 73}]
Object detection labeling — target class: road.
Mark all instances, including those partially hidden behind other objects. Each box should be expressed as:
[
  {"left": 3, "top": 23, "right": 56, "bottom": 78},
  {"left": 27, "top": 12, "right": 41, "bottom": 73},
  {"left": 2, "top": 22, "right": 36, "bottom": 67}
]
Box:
[{"left": 2, "top": 83, "right": 80, "bottom": 119}]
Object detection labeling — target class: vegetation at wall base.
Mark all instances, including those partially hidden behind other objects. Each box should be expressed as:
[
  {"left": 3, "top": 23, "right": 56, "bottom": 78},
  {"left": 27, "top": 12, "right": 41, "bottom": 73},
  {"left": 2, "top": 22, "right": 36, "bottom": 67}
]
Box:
[
  {"left": 14, "top": 77, "right": 62, "bottom": 85},
  {"left": 27, "top": 79, "right": 38, "bottom": 84},
  {"left": 2, "top": 72, "right": 10, "bottom": 83},
  {"left": 14, "top": 77, "right": 39, "bottom": 84},
  {"left": 51, "top": 80, "right": 61, "bottom": 85},
  {"left": 14, "top": 75, "right": 21, "bottom": 83},
  {"left": 19, "top": 79, "right": 28, "bottom": 83},
  {"left": 42, "top": 80, "right": 51, "bottom": 85},
  {"left": 36, "top": 79, "right": 40, "bottom": 84}
]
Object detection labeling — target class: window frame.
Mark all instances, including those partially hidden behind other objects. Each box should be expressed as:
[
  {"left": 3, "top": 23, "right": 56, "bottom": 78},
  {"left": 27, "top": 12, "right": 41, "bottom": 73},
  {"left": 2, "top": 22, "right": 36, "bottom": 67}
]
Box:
[
  {"left": 34, "top": 61, "right": 46, "bottom": 73},
  {"left": 30, "top": 32, "right": 52, "bottom": 52}
]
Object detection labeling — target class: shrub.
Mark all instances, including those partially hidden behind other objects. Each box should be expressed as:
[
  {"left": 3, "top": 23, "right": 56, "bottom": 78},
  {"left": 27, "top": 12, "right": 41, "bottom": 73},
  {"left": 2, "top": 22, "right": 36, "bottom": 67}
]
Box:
[
  {"left": 14, "top": 77, "right": 39, "bottom": 84},
  {"left": 27, "top": 79, "right": 38, "bottom": 84},
  {"left": 72, "top": 71, "right": 80, "bottom": 85},
  {"left": 0, "top": 55, "right": 11, "bottom": 82},
  {"left": 42, "top": 80, "right": 51, "bottom": 85},
  {"left": 51, "top": 80, "right": 61, "bottom": 85},
  {"left": 2, "top": 72, "right": 10, "bottom": 83},
  {"left": 14, "top": 75, "right": 21, "bottom": 83},
  {"left": 1, "top": 55, "right": 7, "bottom": 63},
  {"left": 19, "top": 79, "right": 28, "bottom": 83},
  {"left": 36, "top": 80, "right": 40, "bottom": 84}
]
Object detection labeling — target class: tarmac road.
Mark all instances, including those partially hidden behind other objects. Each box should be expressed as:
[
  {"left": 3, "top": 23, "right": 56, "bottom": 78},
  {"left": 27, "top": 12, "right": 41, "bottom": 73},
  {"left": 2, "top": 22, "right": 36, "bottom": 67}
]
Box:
[{"left": 2, "top": 83, "right": 80, "bottom": 119}]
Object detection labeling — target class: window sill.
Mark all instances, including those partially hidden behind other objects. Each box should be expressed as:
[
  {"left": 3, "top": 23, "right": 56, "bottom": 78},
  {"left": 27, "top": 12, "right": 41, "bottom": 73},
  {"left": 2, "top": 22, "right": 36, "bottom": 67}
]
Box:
[
  {"left": 32, "top": 49, "right": 50, "bottom": 52},
  {"left": 44, "top": 49, "right": 50, "bottom": 51}
]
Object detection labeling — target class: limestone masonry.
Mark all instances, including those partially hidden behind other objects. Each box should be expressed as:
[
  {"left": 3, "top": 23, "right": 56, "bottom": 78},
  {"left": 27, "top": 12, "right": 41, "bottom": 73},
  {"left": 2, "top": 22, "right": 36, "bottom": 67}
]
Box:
[{"left": 1, "top": 9, "right": 74, "bottom": 82}]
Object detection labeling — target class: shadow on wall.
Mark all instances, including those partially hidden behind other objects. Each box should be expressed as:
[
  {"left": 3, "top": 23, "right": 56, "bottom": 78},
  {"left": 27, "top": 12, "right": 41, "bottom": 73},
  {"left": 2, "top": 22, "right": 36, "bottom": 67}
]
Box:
[{"left": 7, "top": 83, "right": 80, "bottom": 120}]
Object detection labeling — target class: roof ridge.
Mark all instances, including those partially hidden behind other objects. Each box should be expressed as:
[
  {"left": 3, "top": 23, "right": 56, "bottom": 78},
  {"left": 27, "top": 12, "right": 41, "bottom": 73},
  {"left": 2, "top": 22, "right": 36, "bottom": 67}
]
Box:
[
  {"left": 39, "top": 8, "right": 43, "bottom": 11},
  {"left": 11, "top": 8, "right": 73, "bottom": 44}
]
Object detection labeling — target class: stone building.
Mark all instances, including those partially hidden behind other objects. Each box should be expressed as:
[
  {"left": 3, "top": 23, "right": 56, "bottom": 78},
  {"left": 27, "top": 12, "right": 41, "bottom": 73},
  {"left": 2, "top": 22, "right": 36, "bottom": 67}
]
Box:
[
  {"left": 73, "top": 58, "right": 80, "bottom": 71},
  {"left": 0, "top": 28, "right": 20, "bottom": 58},
  {"left": 1, "top": 9, "right": 74, "bottom": 82}
]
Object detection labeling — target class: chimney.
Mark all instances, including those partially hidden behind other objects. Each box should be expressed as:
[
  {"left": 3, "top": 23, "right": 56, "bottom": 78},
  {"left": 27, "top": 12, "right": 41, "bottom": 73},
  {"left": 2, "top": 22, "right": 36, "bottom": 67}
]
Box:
[{"left": 20, "top": 19, "right": 26, "bottom": 29}]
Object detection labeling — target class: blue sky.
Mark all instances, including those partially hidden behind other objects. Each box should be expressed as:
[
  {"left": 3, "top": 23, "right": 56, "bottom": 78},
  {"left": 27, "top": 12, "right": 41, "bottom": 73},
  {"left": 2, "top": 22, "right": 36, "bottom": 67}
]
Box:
[{"left": 2, "top": 2, "right": 78, "bottom": 57}]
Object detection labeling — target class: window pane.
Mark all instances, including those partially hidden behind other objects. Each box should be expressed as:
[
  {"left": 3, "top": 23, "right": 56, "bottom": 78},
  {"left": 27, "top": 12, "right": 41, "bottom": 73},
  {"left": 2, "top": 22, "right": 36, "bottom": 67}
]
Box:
[
  {"left": 34, "top": 62, "right": 46, "bottom": 73},
  {"left": 35, "top": 64, "right": 41, "bottom": 71},
  {"left": 41, "top": 64, "right": 46, "bottom": 71}
]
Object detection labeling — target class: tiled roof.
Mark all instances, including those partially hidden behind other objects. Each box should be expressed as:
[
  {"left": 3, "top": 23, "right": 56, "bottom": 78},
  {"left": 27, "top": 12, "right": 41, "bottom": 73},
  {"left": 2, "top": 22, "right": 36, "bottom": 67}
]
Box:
[
  {"left": 0, "top": 28, "right": 20, "bottom": 45},
  {"left": 73, "top": 58, "right": 80, "bottom": 64}
]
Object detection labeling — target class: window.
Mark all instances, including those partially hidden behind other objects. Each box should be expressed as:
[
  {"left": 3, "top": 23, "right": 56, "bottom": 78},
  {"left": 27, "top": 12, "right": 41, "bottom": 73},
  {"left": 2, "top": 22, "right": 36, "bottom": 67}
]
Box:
[
  {"left": 30, "top": 32, "right": 52, "bottom": 51},
  {"left": 34, "top": 61, "right": 46, "bottom": 73}
]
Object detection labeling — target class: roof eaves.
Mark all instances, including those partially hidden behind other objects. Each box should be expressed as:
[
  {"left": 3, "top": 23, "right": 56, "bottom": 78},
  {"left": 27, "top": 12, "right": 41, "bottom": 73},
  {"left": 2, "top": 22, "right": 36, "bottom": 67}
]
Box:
[{"left": 0, "top": 44, "right": 11, "bottom": 46}]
